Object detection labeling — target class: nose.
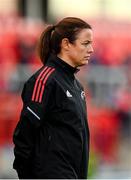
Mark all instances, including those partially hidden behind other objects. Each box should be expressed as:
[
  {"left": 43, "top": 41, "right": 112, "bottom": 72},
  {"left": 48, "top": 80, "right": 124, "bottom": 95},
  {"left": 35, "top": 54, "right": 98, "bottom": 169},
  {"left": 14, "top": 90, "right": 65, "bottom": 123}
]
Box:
[{"left": 88, "top": 45, "right": 94, "bottom": 54}]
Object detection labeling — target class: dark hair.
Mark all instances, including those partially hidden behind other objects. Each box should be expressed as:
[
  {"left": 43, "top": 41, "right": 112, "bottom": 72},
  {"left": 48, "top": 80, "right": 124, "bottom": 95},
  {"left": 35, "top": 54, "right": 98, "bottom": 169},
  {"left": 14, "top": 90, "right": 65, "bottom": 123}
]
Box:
[{"left": 38, "top": 17, "right": 92, "bottom": 64}]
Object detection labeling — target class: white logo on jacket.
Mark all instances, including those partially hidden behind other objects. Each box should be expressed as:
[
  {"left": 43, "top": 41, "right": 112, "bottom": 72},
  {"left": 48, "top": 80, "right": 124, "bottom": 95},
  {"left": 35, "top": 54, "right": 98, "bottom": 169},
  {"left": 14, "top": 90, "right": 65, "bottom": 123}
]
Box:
[
  {"left": 66, "top": 90, "right": 72, "bottom": 97},
  {"left": 81, "top": 91, "right": 85, "bottom": 100}
]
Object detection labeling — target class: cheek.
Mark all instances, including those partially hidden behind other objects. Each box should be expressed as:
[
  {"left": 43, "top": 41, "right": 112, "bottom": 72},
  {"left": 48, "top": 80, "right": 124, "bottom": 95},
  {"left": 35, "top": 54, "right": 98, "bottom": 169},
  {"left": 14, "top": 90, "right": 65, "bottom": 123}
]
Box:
[
  {"left": 74, "top": 47, "right": 82, "bottom": 54},
  {"left": 78, "top": 48, "right": 86, "bottom": 57},
  {"left": 70, "top": 46, "right": 85, "bottom": 59},
  {"left": 73, "top": 49, "right": 84, "bottom": 61},
  {"left": 79, "top": 46, "right": 86, "bottom": 53},
  {"left": 68, "top": 50, "right": 77, "bottom": 60},
  {"left": 71, "top": 48, "right": 79, "bottom": 56}
]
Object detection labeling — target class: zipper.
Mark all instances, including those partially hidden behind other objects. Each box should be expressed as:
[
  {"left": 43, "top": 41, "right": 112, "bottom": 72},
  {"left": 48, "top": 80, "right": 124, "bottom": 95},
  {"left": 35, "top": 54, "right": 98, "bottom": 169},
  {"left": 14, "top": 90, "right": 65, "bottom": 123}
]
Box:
[{"left": 73, "top": 80, "right": 85, "bottom": 127}]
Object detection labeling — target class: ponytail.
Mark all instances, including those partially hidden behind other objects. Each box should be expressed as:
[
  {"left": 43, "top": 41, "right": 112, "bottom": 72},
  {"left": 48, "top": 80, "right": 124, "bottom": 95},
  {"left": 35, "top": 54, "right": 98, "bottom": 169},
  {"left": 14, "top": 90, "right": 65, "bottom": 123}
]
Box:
[{"left": 37, "top": 25, "right": 54, "bottom": 64}]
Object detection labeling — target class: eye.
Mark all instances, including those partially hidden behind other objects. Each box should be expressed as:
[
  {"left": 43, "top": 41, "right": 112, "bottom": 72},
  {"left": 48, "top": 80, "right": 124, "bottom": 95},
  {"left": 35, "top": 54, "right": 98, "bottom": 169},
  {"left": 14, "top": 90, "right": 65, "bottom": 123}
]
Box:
[
  {"left": 81, "top": 41, "right": 90, "bottom": 46},
  {"left": 83, "top": 43, "right": 89, "bottom": 46}
]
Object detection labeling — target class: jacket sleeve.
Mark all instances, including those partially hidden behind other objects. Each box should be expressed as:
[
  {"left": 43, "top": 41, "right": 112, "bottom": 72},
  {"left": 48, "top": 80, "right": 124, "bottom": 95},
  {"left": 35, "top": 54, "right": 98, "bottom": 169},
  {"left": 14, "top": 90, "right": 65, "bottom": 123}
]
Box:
[{"left": 13, "top": 78, "right": 54, "bottom": 171}]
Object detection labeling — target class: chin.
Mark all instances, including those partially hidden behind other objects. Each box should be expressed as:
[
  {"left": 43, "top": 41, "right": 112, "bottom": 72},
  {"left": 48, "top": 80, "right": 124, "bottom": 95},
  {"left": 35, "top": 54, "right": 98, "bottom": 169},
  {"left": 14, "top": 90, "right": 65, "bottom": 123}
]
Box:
[
  {"left": 76, "top": 60, "right": 89, "bottom": 67},
  {"left": 81, "top": 61, "right": 89, "bottom": 66},
  {"left": 77, "top": 63, "right": 87, "bottom": 67}
]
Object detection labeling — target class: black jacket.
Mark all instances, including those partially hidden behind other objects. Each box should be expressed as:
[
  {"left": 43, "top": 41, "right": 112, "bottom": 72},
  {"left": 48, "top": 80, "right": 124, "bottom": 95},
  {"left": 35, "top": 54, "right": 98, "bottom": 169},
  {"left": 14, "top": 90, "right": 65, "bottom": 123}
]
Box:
[{"left": 13, "top": 55, "right": 90, "bottom": 179}]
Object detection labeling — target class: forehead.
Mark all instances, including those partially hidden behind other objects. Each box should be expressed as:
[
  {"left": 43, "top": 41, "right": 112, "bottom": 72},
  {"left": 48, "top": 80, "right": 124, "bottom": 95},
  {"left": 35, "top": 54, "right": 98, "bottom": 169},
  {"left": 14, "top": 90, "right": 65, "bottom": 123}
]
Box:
[{"left": 76, "top": 28, "right": 93, "bottom": 41}]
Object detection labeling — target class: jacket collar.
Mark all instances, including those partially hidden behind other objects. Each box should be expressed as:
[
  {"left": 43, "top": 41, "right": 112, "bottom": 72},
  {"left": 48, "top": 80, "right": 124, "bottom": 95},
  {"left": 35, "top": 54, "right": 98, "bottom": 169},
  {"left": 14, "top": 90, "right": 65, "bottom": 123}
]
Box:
[{"left": 47, "top": 54, "right": 80, "bottom": 75}]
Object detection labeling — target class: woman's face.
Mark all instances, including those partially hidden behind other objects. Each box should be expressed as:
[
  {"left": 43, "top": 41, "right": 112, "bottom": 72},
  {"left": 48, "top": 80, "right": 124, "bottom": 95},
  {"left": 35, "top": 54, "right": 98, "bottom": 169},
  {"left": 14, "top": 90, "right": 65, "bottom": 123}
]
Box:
[{"left": 68, "top": 28, "right": 94, "bottom": 67}]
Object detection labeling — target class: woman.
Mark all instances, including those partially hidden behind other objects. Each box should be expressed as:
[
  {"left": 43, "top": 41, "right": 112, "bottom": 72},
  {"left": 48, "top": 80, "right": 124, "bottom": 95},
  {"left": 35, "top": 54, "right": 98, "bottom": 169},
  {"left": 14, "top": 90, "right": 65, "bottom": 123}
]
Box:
[{"left": 13, "top": 17, "right": 94, "bottom": 179}]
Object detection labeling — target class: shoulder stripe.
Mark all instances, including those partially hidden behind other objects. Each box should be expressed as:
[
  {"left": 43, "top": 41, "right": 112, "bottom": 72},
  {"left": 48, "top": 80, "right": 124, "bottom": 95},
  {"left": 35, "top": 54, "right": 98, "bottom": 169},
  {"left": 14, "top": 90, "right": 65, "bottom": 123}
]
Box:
[
  {"left": 39, "top": 68, "right": 55, "bottom": 103},
  {"left": 35, "top": 67, "right": 52, "bottom": 102},
  {"left": 32, "top": 66, "right": 49, "bottom": 101}
]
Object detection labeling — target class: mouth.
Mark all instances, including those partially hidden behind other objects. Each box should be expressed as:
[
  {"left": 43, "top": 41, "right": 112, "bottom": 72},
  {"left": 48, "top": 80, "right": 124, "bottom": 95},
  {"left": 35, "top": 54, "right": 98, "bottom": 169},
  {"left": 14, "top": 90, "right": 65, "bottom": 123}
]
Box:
[{"left": 84, "top": 56, "right": 90, "bottom": 60}]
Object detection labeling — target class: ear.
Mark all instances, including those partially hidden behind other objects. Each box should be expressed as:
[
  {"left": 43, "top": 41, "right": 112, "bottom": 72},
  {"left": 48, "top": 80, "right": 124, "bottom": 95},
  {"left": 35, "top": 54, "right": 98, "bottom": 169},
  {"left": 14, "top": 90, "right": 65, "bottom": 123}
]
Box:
[{"left": 61, "top": 38, "right": 70, "bottom": 51}]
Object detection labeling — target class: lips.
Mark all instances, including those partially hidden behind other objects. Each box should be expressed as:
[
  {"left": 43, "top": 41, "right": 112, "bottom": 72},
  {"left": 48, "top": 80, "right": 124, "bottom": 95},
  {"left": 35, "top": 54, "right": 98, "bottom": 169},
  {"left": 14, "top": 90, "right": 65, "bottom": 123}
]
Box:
[{"left": 84, "top": 56, "right": 90, "bottom": 60}]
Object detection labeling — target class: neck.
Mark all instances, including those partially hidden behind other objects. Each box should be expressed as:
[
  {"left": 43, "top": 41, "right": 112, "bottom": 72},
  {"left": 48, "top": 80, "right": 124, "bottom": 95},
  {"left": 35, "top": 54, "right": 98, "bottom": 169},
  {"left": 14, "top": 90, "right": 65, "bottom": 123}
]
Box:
[{"left": 57, "top": 53, "right": 76, "bottom": 68}]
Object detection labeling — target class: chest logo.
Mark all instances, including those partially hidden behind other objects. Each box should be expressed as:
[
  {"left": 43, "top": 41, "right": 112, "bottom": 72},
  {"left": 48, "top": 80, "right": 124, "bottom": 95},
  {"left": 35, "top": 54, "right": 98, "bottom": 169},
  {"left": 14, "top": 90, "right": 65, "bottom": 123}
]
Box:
[
  {"left": 66, "top": 90, "right": 72, "bottom": 97},
  {"left": 81, "top": 91, "right": 85, "bottom": 100}
]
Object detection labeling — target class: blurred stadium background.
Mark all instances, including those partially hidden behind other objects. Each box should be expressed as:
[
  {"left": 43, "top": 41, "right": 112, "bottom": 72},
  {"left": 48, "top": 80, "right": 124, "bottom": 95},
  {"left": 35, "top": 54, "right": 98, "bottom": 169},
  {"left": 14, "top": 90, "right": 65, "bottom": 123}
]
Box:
[{"left": 0, "top": 0, "right": 131, "bottom": 178}]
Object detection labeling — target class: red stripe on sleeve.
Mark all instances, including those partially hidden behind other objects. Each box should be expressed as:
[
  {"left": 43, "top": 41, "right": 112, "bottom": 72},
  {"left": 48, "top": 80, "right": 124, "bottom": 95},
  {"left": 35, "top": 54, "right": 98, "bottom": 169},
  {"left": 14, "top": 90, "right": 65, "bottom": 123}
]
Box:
[
  {"left": 39, "top": 68, "right": 55, "bottom": 103},
  {"left": 31, "top": 66, "right": 48, "bottom": 101},
  {"left": 35, "top": 67, "right": 52, "bottom": 102}
]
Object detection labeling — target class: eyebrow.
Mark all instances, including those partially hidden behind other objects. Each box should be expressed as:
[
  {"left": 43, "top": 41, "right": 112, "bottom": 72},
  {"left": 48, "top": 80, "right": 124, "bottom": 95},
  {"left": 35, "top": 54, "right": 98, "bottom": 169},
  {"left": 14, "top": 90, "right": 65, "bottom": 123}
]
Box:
[
  {"left": 81, "top": 40, "right": 93, "bottom": 43},
  {"left": 84, "top": 40, "right": 92, "bottom": 42}
]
